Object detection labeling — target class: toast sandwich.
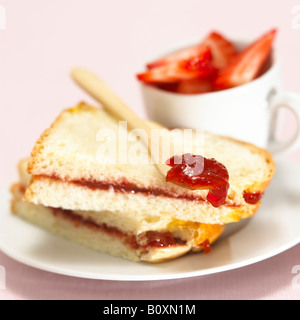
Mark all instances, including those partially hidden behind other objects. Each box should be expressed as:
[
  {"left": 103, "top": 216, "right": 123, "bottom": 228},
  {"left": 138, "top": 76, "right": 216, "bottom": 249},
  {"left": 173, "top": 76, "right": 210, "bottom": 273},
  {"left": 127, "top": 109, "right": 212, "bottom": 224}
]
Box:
[{"left": 11, "top": 102, "right": 275, "bottom": 262}]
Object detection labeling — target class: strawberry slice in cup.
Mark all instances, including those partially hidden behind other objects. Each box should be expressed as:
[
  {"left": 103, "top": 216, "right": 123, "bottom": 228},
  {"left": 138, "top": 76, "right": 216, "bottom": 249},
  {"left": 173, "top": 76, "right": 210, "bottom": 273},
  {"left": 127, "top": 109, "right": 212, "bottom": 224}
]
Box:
[
  {"left": 137, "top": 48, "right": 218, "bottom": 84},
  {"left": 202, "top": 31, "right": 237, "bottom": 69},
  {"left": 146, "top": 43, "right": 211, "bottom": 70},
  {"left": 214, "top": 29, "right": 277, "bottom": 90}
]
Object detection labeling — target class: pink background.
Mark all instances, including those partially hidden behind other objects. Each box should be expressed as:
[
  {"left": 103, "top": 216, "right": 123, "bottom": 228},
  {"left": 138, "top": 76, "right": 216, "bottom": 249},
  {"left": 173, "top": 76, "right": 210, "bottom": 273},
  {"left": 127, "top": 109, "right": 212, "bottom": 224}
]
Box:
[{"left": 1, "top": 0, "right": 300, "bottom": 300}]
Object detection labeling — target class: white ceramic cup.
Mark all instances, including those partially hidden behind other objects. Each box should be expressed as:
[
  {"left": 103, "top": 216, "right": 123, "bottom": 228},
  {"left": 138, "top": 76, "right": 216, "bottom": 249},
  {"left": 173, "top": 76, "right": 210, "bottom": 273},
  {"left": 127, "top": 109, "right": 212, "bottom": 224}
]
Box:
[{"left": 140, "top": 39, "right": 300, "bottom": 155}]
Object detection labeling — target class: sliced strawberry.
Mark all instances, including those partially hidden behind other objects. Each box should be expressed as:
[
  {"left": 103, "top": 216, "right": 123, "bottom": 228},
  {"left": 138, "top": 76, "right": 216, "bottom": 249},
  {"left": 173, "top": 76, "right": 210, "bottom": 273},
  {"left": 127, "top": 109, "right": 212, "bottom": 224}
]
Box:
[
  {"left": 176, "top": 78, "right": 213, "bottom": 94},
  {"left": 203, "top": 31, "right": 237, "bottom": 69},
  {"left": 137, "top": 52, "right": 217, "bottom": 84},
  {"left": 214, "top": 29, "right": 277, "bottom": 90},
  {"left": 154, "top": 82, "right": 179, "bottom": 92},
  {"left": 146, "top": 43, "right": 210, "bottom": 69}
]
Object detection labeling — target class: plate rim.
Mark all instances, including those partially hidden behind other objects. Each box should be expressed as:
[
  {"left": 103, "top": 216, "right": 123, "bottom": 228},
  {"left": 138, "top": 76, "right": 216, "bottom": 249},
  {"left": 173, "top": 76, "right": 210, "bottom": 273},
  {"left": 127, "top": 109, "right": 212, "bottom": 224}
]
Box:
[{"left": 0, "top": 228, "right": 299, "bottom": 281}]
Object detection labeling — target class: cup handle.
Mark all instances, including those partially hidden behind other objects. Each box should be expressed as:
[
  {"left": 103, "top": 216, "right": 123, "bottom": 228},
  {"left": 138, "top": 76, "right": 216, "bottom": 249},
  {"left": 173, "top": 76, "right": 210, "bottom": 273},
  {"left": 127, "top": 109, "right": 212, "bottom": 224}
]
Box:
[{"left": 268, "top": 92, "right": 300, "bottom": 155}]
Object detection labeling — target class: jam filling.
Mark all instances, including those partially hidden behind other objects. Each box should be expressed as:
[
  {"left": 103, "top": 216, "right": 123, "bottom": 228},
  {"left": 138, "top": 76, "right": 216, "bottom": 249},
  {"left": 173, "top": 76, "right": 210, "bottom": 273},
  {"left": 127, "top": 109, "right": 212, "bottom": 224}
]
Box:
[
  {"left": 166, "top": 154, "right": 230, "bottom": 207},
  {"left": 72, "top": 178, "right": 205, "bottom": 202},
  {"left": 199, "top": 239, "right": 212, "bottom": 254},
  {"left": 42, "top": 174, "right": 240, "bottom": 207},
  {"left": 51, "top": 207, "right": 185, "bottom": 250},
  {"left": 243, "top": 191, "right": 263, "bottom": 205}
]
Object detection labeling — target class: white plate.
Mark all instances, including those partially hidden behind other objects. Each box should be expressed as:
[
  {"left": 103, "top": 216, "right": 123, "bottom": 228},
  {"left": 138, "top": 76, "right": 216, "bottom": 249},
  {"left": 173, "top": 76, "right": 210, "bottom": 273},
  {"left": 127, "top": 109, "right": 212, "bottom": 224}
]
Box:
[{"left": 0, "top": 156, "right": 300, "bottom": 281}]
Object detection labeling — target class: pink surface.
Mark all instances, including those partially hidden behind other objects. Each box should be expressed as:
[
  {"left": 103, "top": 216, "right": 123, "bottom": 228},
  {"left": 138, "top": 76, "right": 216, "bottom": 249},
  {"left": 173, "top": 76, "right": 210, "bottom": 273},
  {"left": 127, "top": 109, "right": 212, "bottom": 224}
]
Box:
[
  {"left": 0, "top": 245, "right": 299, "bottom": 300},
  {"left": 0, "top": 0, "right": 300, "bottom": 300}
]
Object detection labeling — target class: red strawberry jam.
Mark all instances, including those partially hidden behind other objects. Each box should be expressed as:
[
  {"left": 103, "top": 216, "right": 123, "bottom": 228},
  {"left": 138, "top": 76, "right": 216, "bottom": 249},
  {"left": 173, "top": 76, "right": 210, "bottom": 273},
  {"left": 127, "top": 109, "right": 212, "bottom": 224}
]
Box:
[
  {"left": 243, "top": 191, "right": 263, "bottom": 204},
  {"left": 143, "top": 231, "right": 177, "bottom": 248},
  {"left": 166, "top": 153, "right": 230, "bottom": 207},
  {"left": 200, "top": 239, "right": 212, "bottom": 254}
]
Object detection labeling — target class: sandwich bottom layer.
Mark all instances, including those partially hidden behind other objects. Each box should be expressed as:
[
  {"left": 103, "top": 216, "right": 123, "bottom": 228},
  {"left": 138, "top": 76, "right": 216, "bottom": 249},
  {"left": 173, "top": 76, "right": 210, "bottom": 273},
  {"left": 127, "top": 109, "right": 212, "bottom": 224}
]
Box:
[{"left": 10, "top": 183, "right": 224, "bottom": 263}]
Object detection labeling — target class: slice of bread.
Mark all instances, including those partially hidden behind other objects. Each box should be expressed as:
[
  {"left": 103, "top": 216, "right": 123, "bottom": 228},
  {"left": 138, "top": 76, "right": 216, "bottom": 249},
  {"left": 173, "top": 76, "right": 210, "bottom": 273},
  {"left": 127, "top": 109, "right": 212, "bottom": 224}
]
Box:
[
  {"left": 11, "top": 159, "right": 224, "bottom": 262},
  {"left": 25, "top": 102, "right": 275, "bottom": 224}
]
